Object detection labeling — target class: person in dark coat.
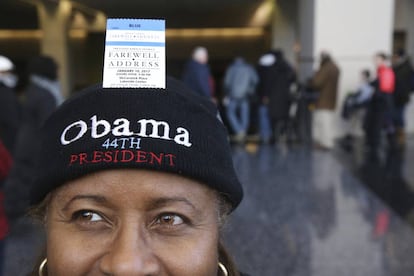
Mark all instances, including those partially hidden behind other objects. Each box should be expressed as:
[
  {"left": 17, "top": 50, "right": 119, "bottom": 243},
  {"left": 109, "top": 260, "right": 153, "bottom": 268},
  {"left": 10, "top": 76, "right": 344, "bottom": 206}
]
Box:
[
  {"left": 256, "top": 49, "right": 295, "bottom": 143},
  {"left": 0, "top": 55, "right": 20, "bottom": 155},
  {"left": 4, "top": 55, "right": 62, "bottom": 221},
  {"left": 182, "top": 46, "right": 212, "bottom": 98},
  {"left": 364, "top": 52, "right": 395, "bottom": 162},
  {"left": 0, "top": 55, "right": 19, "bottom": 276},
  {"left": 392, "top": 49, "right": 414, "bottom": 146}
]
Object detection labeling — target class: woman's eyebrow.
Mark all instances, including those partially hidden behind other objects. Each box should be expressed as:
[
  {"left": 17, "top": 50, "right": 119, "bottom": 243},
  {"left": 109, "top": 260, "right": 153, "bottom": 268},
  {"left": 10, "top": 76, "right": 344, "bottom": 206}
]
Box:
[
  {"left": 62, "top": 195, "right": 108, "bottom": 211},
  {"left": 148, "top": 197, "right": 197, "bottom": 211}
]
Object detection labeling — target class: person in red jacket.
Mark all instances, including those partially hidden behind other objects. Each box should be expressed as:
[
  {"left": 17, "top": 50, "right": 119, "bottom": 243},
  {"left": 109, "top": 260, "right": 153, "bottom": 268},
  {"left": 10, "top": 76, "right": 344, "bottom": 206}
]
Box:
[
  {"left": 375, "top": 52, "right": 395, "bottom": 132},
  {"left": 376, "top": 54, "right": 395, "bottom": 94},
  {"left": 364, "top": 52, "right": 396, "bottom": 162}
]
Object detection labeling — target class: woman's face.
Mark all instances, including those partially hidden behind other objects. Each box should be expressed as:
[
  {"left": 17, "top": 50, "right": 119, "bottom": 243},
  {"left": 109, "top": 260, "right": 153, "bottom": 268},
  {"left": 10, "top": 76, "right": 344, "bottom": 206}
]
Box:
[{"left": 46, "top": 169, "right": 221, "bottom": 275}]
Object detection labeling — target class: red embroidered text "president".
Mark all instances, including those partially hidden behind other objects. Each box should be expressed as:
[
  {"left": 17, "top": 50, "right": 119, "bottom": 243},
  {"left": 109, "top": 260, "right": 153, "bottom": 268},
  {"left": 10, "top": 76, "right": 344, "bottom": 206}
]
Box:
[{"left": 69, "top": 150, "right": 176, "bottom": 167}]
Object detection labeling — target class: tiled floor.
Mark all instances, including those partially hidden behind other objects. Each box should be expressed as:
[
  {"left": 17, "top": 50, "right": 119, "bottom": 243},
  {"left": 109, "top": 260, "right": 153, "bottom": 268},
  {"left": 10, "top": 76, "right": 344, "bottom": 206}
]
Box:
[
  {"left": 224, "top": 141, "right": 414, "bottom": 276},
  {"left": 3, "top": 140, "right": 414, "bottom": 275}
]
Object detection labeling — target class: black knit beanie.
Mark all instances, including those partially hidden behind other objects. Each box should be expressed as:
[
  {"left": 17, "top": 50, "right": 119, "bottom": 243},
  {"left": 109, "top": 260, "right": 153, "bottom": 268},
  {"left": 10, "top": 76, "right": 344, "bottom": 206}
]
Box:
[{"left": 31, "top": 77, "right": 243, "bottom": 210}]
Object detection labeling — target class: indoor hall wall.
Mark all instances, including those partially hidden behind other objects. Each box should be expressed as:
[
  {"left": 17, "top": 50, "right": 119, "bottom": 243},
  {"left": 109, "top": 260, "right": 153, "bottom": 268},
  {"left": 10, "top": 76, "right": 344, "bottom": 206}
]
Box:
[
  {"left": 299, "top": 0, "right": 395, "bottom": 137},
  {"left": 394, "top": 0, "right": 414, "bottom": 56},
  {"left": 297, "top": 0, "right": 315, "bottom": 82},
  {"left": 270, "top": 0, "right": 299, "bottom": 67}
]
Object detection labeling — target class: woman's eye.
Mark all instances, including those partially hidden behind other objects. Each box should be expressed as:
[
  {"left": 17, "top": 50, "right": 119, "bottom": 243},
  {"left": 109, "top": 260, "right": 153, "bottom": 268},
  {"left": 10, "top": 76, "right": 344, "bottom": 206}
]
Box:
[
  {"left": 156, "top": 214, "right": 185, "bottom": 226},
  {"left": 72, "top": 210, "right": 104, "bottom": 223}
]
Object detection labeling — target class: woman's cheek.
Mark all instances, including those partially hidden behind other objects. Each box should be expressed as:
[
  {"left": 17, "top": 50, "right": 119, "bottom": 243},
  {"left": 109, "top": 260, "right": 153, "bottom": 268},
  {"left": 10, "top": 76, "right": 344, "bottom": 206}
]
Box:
[
  {"left": 152, "top": 229, "right": 219, "bottom": 275},
  {"left": 46, "top": 223, "right": 109, "bottom": 275}
]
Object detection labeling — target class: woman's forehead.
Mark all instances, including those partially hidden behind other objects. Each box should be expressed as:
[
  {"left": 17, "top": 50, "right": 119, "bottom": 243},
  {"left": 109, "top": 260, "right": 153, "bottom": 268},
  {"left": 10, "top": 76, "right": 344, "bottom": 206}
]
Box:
[{"left": 51, "top": 169, "right": 216, "bottom": 207}]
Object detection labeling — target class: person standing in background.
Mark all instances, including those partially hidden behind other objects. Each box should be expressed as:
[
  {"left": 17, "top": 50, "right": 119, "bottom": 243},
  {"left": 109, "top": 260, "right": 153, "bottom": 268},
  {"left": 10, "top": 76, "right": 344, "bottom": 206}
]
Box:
[
  {"left": 257, "top": 49, "right": 294, "bottom": 144},
  {"left": 0, "top": 56, "right": 20, "bottom": 155},
  {"left": 182, "top": 46, "right": 213, "bottom": 99},
  {"left": 266, "top": 50, "right": 295, "bottom": 143},
  {"left": 339, "top": 69, "right": 374, "bottom": 152},
  {"left": 309, "top": 51, "right": 340, "bottom": 150},
  {"left": 223, "top": 56, "right": 258, "bottom": 143},
  {"left": 256, "top": 50, "right": 275, "bottom": 144},
  {"left": 392, "top": 49, "right": 414, "bottom": 147},
  {"left": 4, "top": 55, "right": 62, "bottom": 222},
  {"left": 0, "top": 55, "right": 19, "bottom": 276},
  {"left": 364, "top": 53, "right": 395, "bottom": 162}
]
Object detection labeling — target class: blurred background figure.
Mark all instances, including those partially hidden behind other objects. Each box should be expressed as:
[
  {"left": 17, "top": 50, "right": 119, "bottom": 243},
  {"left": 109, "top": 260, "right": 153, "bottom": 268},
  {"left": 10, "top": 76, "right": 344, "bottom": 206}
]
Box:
[
  {"left": 256, "top": 49, "right": 295, "bottom": 144},
  {"left": 4, "top": 55, "right": 61, "bottom": 222},
  {"left": 256, "top": 50, "right": 275, "bottom": 144},
  {"left": 308, "top": 51, "right": 340, "bottom": 150},
  {"left": 0, "top": 55, "right": 19, "bottom": 276},
  {"left": 0, "top": 55, "right": 20, "bottom": 156},
  {"left": 364, "top": 53, "right": 395, "bottom": 162},
  {"left": 267, "top": 50, "right": 296, "bottom": 143},
  {"left": 340, "top": 69, "right": 374, "bottom": 152},
  {"left": 223, "top": 56, "right": 258, "bottom": 143},
  {"left": 182, "top": 46, "right": 213, "bottom": 99},
  {"left": 392, "top": 48, "right": 414, "bottom": 147}
]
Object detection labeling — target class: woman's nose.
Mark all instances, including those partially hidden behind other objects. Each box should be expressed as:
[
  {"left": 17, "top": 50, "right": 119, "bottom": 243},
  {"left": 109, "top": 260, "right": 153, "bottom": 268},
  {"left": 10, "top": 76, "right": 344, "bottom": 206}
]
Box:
[{"left": 99, "top": 226, "right": 161, "bottom": 275}]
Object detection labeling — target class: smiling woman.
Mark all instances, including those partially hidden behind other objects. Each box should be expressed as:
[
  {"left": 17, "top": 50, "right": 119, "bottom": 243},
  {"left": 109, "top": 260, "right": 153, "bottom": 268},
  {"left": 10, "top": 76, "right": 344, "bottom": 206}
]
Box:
[
  {"left": 29, "top": 77, "right": 243, "bottom": 276},
  {"left": 44, "top": 170, "right": 223, "bottom": 275}
]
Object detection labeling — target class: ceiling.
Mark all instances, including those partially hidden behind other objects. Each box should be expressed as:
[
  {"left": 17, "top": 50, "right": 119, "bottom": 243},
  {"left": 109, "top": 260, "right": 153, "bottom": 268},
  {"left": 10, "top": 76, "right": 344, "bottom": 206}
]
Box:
[
  {"left": 0, "top": 1, "right": 39, "bottom": 29},
  {"left": 0, "top": 0, "right": 267, "bottom": 30},
  {"left": 0, "top": 0, "right": 272, "bottom": 79},
  {"left": 71, "top": 0, "right": 264, "bottom": 28}
]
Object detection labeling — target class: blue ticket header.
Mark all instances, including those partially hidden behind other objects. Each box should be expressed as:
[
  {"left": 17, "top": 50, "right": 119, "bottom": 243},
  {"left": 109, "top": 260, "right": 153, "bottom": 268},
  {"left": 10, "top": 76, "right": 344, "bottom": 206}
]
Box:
[{"left": 106, "top": 18, "right": 165, "bottom": 31}]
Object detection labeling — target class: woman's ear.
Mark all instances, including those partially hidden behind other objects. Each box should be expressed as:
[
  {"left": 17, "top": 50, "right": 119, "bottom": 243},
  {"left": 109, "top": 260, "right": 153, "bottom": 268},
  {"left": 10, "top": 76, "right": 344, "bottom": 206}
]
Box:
[{"left": 218, "top": 241, "right": 240, "bottom": 276}]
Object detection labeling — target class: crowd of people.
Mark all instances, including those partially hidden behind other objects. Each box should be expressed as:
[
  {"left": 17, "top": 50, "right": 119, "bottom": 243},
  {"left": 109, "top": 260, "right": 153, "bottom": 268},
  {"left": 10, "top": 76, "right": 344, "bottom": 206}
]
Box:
[
  {"left": 181, "top": 46, "right": 414, "bottom": 163},
  {"left": 180, "top": 46, "right": 341, "bottom": 147},
  {"left": 341, "top": 50, "right": 414, "bottom": 162},
  {"left": 182, "top": 47, "right": 299, "bottom": 145}
]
